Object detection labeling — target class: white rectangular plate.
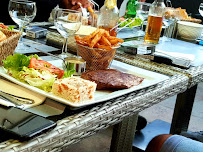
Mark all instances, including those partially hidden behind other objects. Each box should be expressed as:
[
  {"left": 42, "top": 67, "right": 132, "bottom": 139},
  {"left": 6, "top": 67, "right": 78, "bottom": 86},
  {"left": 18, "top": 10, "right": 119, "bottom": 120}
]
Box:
[{"left": 0, "top": 60, "right": 169, "bottom": 107}]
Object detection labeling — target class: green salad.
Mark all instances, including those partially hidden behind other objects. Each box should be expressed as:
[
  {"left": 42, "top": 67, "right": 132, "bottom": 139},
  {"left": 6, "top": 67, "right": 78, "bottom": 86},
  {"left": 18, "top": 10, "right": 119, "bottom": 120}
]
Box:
[
  {"left": 118, "top": 18, "right": 142, "bottom": 29},
  {"left": 3, "top": 53, "right": 74, "bottom": 92}
]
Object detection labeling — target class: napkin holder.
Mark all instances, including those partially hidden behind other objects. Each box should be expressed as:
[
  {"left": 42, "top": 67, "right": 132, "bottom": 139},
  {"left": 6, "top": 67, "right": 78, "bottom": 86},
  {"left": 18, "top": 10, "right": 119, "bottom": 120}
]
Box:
[
  {"left": 121, "top": 41, "right": 155, "bottom": 60},
  {"left": 121, "top": 41, "right": 192, "bottom": 68}
]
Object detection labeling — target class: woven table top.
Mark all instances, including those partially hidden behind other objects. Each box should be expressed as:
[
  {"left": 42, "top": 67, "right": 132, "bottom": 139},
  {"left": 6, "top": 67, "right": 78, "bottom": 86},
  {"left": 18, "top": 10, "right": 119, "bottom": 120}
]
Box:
[
  {"left": 1, "top": 31, "right": 201, "bottom": 152},
  {"left": 115, "top": 49, "right": 203, "bottom": 88},
  {"left": 0, "top": 74, "right": 189, "bottom": 152}
]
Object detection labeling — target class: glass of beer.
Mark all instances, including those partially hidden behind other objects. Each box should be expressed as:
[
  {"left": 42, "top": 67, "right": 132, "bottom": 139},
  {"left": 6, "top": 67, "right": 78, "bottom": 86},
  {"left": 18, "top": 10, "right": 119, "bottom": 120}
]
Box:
[
  {"left": 144, "top": 15, "right": 163, "bottom": 44},
  {"left": 144, "top": 0, "right": 166, "bottom": 44}
]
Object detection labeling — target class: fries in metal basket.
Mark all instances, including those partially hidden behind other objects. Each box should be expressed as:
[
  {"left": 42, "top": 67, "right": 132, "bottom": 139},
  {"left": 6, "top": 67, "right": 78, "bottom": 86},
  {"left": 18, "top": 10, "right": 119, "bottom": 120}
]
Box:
[
  {"left": 75, "top": 29, "right": 124, "bottom": 70},
  {"left": 75, "top": 29, "right": 124, "bottom": 50}
]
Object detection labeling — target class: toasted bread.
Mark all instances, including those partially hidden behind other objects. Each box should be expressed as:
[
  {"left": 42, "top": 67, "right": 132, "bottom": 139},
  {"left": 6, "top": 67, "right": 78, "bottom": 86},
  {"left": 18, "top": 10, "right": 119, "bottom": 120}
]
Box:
[
  {"left": 165, "top": 7, "right": 202, "bottom": 23},
  {"left": 0, "top": 31, "right": 6, "bottom": 42}
]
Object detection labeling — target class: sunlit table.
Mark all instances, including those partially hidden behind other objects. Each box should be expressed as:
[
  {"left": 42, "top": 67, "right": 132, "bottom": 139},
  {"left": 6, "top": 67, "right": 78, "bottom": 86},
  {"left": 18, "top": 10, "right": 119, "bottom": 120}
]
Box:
[
  {"left": 0, "top": 26, "right": 202, "bottom": 152},
  {"left": 0, "top": 35, "right": 190, "bottom": 152},
  {"left": 113, "top": 37, "right": 203, "bottom": 151}
]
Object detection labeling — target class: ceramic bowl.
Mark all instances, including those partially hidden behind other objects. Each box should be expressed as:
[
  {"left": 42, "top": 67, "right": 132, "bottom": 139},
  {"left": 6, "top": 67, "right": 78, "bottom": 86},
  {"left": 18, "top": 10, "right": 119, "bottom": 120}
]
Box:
[{"left": 177, "top": 21, "right": 203, "bottom": 40}]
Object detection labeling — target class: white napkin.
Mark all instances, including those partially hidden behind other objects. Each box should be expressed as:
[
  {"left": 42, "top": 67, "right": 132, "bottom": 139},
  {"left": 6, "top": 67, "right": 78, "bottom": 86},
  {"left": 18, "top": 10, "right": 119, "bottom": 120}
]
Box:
[
  {"left": 155, "top": 49, "right": 195, "bottom": 68},
  {"left": 0, "top": 79, "right": 46, "bottom": 109}
]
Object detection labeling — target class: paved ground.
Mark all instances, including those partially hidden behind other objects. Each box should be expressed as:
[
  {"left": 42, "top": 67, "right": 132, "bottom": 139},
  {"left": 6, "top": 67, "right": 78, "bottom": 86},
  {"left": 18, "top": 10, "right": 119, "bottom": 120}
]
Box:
[{"left": 63, "top": 82, "right": 203, "bottom": 152}]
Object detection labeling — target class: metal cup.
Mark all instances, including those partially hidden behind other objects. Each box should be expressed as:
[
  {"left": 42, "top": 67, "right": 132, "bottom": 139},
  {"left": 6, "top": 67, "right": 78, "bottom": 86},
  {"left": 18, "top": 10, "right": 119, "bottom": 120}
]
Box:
[{"left": 64, "top": 57, "right": 86, "bottom": 76}]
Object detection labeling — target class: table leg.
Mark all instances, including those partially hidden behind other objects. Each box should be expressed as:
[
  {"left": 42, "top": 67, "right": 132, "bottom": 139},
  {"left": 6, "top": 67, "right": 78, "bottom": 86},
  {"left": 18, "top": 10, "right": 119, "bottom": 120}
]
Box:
[
  {"left": 170, "top": 84, "right": 198, "bottom": 134},
  {"left": 110, "top": 113, "right": 138, "bottom": 152}
]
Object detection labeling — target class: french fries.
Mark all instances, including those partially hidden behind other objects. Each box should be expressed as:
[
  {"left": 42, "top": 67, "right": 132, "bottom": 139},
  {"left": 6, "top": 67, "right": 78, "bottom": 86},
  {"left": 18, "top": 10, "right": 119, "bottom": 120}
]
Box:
[
  {"left": 75, "top": 29, "right": 124, "bottom": 70},
  {"left": 75, "top": 29, "right": 123, "bottom": 49}
]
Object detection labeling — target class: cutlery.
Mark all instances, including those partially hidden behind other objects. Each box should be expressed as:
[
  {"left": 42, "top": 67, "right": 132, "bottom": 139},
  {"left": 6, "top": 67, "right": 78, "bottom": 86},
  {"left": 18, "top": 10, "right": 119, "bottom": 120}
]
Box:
[
  {"left": 0, "top": 90, "right": 35, "bottom": 105},
  {"left": 0, "top": 95, "right": 24, "bottom": 108},
  {"left": 119, "top": 0, "right": 129, "bottom": 17},
  {"left": 78, "top": 2, "right": 88, "bottom": 17}
]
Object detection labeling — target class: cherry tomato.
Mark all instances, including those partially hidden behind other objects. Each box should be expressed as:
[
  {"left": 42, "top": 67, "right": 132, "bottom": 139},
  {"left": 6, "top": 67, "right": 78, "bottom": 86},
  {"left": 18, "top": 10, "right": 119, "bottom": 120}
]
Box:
[{"left": 28, "top": 57, "right": 64, "bottom": 79}]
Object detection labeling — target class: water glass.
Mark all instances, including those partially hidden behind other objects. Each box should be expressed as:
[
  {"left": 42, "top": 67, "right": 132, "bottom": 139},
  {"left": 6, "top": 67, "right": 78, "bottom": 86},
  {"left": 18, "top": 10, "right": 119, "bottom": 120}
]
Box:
[
  {"left": 135, "top": 2, "right": 151, "bottom": 36},
  {"left": 54, "top": 8, "right": 82, "bottom": 58},
  {"left": 8, "top": 0, "right": 36, "bottom": 52}
]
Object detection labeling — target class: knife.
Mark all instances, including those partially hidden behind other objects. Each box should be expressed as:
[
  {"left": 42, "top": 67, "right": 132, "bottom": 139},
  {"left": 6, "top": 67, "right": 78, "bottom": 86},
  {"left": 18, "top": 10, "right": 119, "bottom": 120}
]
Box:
[
  {"left": 0, "top": 90, "right": 34, "bottom": 105},
  {"left": 119, "top": 0, "right": 129, "bottom": 17},
  {"left": 0, "top": 95, "right": 24, "bottom": 108}
]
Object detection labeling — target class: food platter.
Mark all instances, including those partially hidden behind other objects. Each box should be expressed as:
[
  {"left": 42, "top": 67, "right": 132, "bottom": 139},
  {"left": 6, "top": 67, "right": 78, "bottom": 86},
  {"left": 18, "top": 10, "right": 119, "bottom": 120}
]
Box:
[{"left": 0, "top": 60, "right": 169, "bottom": 107}]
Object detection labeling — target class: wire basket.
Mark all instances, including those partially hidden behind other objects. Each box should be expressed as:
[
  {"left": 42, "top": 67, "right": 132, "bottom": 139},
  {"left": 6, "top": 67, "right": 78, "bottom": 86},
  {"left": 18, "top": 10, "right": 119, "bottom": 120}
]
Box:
[
  {"left": 0, "top": 29, "right": 21, "bottom": 65},
  {"left": 77, "top": 44, "right": 117, "bottom": 70}
]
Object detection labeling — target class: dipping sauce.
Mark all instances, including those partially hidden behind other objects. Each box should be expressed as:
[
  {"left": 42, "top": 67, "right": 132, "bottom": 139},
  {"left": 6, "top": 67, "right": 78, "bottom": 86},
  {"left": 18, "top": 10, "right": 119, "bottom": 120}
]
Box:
[{"left": 65, "top": 57, "right": 86, "bottom": 76}]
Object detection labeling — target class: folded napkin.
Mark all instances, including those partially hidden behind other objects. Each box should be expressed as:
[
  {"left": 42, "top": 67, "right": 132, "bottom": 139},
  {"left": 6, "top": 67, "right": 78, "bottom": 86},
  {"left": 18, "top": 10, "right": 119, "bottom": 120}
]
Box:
[
  {"left": 154, "top": 49, "right": 195, "bottom": 68},
  {"left": 0, "top": 79, "right": 46, "bottom": 109}
]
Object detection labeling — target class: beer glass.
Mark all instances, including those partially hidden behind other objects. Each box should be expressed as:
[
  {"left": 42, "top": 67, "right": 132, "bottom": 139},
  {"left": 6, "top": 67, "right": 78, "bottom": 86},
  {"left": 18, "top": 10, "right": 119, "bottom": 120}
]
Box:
[{"left": 144, "top": 0, "right": 165, "bottom": 44}]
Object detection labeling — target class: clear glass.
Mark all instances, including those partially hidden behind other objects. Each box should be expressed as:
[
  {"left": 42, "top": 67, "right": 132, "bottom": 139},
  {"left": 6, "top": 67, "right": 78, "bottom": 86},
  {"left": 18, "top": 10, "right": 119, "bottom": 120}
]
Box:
[
  {"left": 135, "top": 2, "right": 151, "bottom": 36},
  {"left": 8, "top": 0, "right": 36, "bottom": 52},
  {"left": 144, "top": 0, "right": 165, "bottom": 44},
  {"left": 162, "top": 8, "right": 179, "bottom": 42},
  {"left": 54, "top": 8, "right": 82, "bottom": 58},
  {"left": 97, "top": 0, "right": 119, "bottom": 36},
  {"left": 199, "top": 3, "right": 203, "bottom": 16}
]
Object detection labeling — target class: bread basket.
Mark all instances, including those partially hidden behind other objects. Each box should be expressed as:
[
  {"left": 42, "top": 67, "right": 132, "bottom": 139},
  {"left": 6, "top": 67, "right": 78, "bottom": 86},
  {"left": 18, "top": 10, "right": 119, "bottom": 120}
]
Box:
[{"left": 0, "top": 28, "right": 21, "bottom": 65}]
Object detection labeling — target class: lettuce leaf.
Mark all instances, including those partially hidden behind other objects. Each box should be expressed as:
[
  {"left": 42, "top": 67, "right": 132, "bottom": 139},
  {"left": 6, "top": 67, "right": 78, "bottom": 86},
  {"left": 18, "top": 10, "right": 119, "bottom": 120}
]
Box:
[
  {"left": 119, "top": 18, "right": 142, "bottom": 28},
  {"left": 3, "top": 53, "right": 39, "bottom": 71},
  {"left": 8, "top": 26, "right": 15, "bottom": 30},
  {"left": 18, "top": 67, "right": 56, "bottom": 92},
  {"left": 63, "top": 62, "right": 76, "bottom": 78}
]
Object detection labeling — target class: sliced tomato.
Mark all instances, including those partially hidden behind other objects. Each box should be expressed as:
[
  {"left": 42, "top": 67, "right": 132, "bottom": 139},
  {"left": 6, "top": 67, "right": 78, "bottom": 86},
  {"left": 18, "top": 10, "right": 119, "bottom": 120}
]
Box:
[
  {"left": 119, "top": 17, "right": 125, "bottom": 21},
  {"left": 28, "top": 57, "right": 64, "bottom": 79},
  {"left": 0, "top": 24, "right": 8, "bottom": 29}
]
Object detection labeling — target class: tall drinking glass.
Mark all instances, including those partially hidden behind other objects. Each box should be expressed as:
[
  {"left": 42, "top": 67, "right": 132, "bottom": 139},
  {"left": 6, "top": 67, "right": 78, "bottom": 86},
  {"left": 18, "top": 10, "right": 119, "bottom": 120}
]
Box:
[
  {"left": 135, "top": 2, "right": 151, "bottom": 36},
  {"left": 162, "top": 8, "right": 179, "bottom": 42},
  {"left": 8, "top": 0, "right": 36, "bottom": 52},
  {"left": 54, "top": 8, "right": 82, "bottom": 58}
]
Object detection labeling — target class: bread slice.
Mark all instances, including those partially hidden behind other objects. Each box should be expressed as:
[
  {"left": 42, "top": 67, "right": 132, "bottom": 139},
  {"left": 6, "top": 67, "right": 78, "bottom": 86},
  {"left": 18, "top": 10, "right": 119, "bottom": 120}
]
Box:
[
  {"left": 0, "top": 31, "right": 6, "bottom": 42},
  {"left": 52, "top": 77, "right": 97, "bottom": 103}
]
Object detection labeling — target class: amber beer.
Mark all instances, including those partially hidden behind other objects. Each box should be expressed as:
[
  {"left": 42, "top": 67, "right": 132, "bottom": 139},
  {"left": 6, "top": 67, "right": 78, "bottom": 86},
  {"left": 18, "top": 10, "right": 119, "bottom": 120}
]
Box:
[{"left": 144, "top": 15, "right": 163, "bottom": 44}]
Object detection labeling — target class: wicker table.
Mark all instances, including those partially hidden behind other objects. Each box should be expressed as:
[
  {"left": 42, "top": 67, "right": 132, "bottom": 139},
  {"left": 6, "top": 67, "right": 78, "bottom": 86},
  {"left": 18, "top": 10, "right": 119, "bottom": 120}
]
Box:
[
  {"left": 110, "top": 46, "right": 203, "bottom": 152},
  {"left": 0, "top": 73, "right": 188, "bottom": 152},
  {"left": 115, "top": 47, "right": 203, "bottom": 133},
  {"left": 0, "top": 31, "right": 201, "bottom": 152}
]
